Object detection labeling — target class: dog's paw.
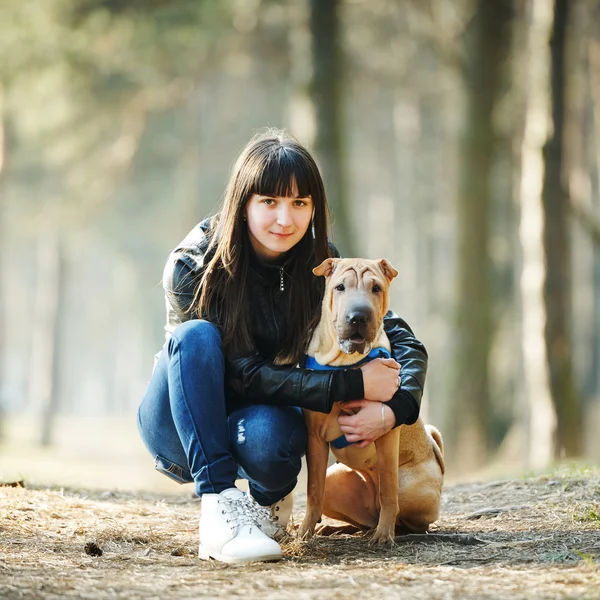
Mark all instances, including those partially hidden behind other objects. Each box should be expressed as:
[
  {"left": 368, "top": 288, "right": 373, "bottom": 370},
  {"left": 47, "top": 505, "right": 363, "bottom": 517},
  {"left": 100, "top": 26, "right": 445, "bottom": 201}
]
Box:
[
  {"left": 297, "top": 522, "right": 316, "bottom": 540},
  {"left": 315, "top": 523, "right": 364, "bottom": 537},
  {"left": 368, "top": 527, "right": 395, "bottom": 547}
]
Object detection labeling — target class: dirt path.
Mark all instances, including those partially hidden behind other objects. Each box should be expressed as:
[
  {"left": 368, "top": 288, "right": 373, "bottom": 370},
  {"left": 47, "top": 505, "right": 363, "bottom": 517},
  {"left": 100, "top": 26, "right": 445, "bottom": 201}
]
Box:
[{"left": 1, "top": 467, "right": 598, "bottom": 599}]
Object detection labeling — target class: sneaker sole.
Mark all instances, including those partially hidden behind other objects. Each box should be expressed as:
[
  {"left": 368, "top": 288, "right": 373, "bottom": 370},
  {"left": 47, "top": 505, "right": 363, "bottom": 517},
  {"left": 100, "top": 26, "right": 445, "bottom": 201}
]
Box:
[{"left": 198, "top": 546, "right": 282, "bottom": 565}]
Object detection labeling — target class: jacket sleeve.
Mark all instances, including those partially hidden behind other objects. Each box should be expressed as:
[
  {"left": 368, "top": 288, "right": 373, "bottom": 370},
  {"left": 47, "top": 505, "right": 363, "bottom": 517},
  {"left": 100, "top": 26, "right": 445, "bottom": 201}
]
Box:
[
  {"left": 226, "top": 354, "right": 364, "bottom": 413},
  {"left": 163, "top": 253, "right": 201, "bottom": 323},
  {"left": 161, "top": 219, "right": 215, "bottom": 335},
  {"left": 383, "top": 310, "right": 428, "bottom": 427}
]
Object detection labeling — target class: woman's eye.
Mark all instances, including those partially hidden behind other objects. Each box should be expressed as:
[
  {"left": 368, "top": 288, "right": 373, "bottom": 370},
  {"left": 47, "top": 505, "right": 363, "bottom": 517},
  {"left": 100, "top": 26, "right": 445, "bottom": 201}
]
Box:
[
  {"left": 372, "top": 284, "right": 381, "bottom": 293},
  {"left": 263, "top": 198, "right": 276, "bottom": 205},
  {"left": 335, "top": 284, "right": 345, "bottom": 292},
  {"left": 293, "top": 200, "right": 306, "bottom": 207}
]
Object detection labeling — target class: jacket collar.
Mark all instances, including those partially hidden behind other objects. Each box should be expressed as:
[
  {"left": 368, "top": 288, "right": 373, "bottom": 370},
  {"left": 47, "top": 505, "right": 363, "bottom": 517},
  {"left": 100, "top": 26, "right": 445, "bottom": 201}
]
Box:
[{"left": 246, "top": 234, "right": 297, "bottom": 283}]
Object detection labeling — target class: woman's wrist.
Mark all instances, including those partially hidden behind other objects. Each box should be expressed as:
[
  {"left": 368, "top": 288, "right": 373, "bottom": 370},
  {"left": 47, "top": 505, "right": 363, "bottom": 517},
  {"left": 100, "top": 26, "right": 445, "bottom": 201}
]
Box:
[
  {"left": 330, "top": 369, "right": 364, "bottom": 403},
  {"left": 382, "top": 403, "right": 395, "bottom": 430},
  {"left": 384, "top": 391, "right": 419, "bottom": 428}
]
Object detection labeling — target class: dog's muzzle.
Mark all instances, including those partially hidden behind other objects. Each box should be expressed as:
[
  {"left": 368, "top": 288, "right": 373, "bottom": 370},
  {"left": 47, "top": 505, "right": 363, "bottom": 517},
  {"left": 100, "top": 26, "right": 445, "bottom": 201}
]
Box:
[{"left": 337, "top": 306, "right": 376, "bottom": 355}]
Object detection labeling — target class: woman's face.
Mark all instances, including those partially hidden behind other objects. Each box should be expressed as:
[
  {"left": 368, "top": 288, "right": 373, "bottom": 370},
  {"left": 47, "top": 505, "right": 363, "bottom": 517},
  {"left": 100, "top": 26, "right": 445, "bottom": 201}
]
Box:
[{"left": 244, "top": 188, "right": 314, "bottom": 261}]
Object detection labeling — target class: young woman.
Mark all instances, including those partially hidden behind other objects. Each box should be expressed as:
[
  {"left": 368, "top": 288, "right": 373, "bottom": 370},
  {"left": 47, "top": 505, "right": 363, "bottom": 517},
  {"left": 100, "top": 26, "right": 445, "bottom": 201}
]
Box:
[{"left": 137, "top": 130, "right": 428, "bottom": 564}]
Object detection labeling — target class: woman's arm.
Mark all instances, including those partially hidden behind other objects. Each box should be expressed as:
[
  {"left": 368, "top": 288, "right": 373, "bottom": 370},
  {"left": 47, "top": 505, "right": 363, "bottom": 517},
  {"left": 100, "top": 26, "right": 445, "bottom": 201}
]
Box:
[
  {"left": 382, "top": 310, "right": 428, "bottom": 427},
  {"left": 226, "top": 354, "right": 364, "bottom": 413},
  {"left": 163, "top": 254, "right": 200, "bottom": 322},
  {"left": 227, "top": 353, "right": 402, "bottom": 414},
  {"left": 162, "top": 219, "right": 213, "bottom": 332}
]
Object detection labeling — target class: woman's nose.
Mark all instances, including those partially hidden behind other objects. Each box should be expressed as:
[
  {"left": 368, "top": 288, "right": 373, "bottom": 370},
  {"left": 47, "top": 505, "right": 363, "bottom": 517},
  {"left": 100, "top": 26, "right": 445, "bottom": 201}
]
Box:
[{"left": 276, "top": 205, "right": 293, "bottom": 227}]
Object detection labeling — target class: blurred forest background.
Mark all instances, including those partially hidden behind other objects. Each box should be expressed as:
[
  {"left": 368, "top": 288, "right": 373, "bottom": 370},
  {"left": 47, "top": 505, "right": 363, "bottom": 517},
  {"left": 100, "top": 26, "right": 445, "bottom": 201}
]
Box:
[{"left": 1, "top": 0, "right": 599, "bottom": 492}]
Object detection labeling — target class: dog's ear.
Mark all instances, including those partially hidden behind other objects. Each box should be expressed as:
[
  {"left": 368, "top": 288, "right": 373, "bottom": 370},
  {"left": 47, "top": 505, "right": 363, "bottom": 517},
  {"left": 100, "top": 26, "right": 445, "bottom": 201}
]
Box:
[
  {"left": 313, "top": 258, "right": 338, "bottom": 278},
  {"left": 378, "top": 258, "right": 398, "bottom": 281}
]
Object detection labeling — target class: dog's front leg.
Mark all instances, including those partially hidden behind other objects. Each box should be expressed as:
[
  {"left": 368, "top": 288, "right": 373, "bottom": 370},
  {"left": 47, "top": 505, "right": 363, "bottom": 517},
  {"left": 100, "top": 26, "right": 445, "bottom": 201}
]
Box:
[
  {"left": 371, "top": 429, "right": 400, "bottom": 545},
  {"left": 298, "top": 432, "right": 330, "bottom": 540}
]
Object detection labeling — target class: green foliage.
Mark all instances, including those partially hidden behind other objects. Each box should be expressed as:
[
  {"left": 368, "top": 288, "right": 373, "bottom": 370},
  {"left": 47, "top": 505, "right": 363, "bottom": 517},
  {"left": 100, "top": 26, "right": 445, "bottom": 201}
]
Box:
[
  {"left": 0, "top": 0, "right": 234, "bottom": 219},
  {"left": 573, "top": 550, "right": 597, "bottom": 565},
  {"left": 550, "top": 463, "right": 600, "bottom": 480},
  {"left": 573, "top": 508, "right": 600, "bottom": 524}
]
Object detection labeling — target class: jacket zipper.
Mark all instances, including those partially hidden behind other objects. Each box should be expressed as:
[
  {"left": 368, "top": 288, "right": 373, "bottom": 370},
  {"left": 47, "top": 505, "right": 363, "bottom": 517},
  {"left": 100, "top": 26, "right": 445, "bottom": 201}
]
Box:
[
  {"left": 270, "top": 287, "right": 281, "bottom": 343},
  {"left": 279, "top": 266, "right": 284, "bottom": 292}
]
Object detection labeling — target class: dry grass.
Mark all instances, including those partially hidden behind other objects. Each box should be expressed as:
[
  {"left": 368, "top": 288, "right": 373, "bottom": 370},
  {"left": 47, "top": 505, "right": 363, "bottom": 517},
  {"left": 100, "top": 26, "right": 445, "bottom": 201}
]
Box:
[{"left": 0, "top": 465, "right": 599, "bottom": 599}]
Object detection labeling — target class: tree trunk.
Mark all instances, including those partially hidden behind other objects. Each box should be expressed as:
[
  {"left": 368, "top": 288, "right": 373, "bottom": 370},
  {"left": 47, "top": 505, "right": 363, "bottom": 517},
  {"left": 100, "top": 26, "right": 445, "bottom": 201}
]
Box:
[
  {"left": 585, "top": 39, "right": 600, "bottom": 406},
  {"left": 448, "top": 0, "right": 512, "bottom": 469},
  {"left": 28, "top": 224, "right": 66, "bottom": 447},
  {"left": 518, "top": 0, "right": 557, "bottom": 469},
  {"left": 288, "top": 0, "right": 315, "bottom": 145},
  {"left": 591, "top": 70, "right": 600, "bottom": 408},
  {"left": 308, "top": 0, "right": 353, "bottom": 255},
  {"left": 542, "top": 0, "right": 582, "bottom": 458}
]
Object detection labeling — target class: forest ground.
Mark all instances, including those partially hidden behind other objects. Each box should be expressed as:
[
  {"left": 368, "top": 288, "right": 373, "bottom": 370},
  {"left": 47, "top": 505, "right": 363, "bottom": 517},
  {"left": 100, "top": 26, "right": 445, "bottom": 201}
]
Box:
[{"left": 1, "top": 464, "right": 599, "bottom": 599}]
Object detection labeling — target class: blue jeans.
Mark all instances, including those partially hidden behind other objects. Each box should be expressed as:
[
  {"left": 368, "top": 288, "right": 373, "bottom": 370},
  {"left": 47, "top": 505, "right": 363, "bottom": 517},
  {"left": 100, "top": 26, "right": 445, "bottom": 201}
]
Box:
[{"left": 137, "top": 320, "right": 307, "bottom": 505}]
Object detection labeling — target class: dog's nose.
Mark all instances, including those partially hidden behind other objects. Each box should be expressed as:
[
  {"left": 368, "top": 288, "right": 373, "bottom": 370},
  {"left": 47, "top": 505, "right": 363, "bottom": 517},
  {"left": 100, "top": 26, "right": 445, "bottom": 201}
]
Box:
[{"left": 347, "top": 311, "right": 369, "bottom": 325}]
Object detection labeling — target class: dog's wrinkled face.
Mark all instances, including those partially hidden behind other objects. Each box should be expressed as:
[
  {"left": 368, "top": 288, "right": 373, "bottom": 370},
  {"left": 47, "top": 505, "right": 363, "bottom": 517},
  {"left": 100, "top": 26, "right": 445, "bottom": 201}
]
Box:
[{"left": 314, "top": 258, "right": 398, "bottom": 355}]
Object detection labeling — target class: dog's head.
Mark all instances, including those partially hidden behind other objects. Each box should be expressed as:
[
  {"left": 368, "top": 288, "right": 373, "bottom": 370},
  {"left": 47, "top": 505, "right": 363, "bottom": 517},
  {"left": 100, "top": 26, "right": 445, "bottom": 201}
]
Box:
[{"left": 313, "top": 258, "right": 398, "bottom": 355}]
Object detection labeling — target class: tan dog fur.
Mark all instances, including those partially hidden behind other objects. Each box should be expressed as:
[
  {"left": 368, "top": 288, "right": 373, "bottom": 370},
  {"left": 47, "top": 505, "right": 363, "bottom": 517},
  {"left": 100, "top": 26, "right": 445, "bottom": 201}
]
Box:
[{"left": 298, "top": 258, "right": 445, "bottom": 545}]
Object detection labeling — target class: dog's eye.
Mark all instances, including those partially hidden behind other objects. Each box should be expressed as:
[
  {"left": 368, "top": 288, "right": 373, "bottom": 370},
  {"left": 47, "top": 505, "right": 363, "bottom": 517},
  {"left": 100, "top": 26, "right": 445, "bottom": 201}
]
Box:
[
  {"left": 335, "top": 284, "right": 345, "bottom": 292},
  {"left": 372, "top": 284, "right": 381, "bottom": 293}
]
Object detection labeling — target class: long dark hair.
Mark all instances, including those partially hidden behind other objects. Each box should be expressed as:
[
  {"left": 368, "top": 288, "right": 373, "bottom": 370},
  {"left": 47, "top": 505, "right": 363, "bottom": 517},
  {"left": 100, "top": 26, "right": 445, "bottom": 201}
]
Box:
[{"left": 194, "top": 129, "right": 333, "bottom": 363}]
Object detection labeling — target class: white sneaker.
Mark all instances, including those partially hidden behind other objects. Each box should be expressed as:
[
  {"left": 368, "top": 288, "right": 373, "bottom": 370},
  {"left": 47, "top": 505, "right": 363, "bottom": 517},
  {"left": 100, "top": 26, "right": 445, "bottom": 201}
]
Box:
[
  {"left": 198, "top": 488, "right": 282, "bottom": 564},
  {"left": 248, "top": 492, "right": 294, "bottom": 541}
]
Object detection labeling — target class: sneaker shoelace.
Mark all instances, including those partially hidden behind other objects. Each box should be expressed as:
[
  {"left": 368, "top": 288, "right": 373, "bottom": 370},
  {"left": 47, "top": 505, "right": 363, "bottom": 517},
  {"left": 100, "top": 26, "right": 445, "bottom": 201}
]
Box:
[
  {"left": 246, "top": 496, "right": 290, "bottom": 541},
  {"left": 218, "top": 496, "right": 259, "bottom": 530},
  {"left": 245, "top": 496, "right": 274, "bottom": 524}
]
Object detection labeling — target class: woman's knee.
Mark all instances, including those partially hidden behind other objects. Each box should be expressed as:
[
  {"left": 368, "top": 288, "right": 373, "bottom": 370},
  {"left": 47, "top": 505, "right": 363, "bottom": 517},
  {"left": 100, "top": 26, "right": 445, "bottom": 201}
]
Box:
[
  {"left": 170, "top": 320, "right": 222, "bottom": 353},
  {"left": 244, "top": 448, "right": 303, "bottom": 489},
  {"left": 231, "top": 407, "right": 307, "bottom": 484}
]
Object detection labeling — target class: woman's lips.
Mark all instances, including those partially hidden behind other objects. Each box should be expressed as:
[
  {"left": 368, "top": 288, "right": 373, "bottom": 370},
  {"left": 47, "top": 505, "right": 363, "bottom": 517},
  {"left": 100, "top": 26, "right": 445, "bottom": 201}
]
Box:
[{"left": 271, "top": 232, "right": 294, "bottom": 238}]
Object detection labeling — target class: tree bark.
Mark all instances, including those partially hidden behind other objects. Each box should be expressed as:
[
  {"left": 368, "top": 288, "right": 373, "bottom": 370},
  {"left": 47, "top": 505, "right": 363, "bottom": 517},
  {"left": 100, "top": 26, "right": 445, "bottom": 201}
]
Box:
[
  {"left": 308, "top": 0, "right": 353, "bottom": 255},
  {"left": 542, "top": 0, "right": 582, "bottom": 458},
  {"left": 518, "top": 0, "right": 557, "bottom": 470},
  {"left": 288, "top": 0, "right": 315, "bottom": 146},
  {"left": 448, "top": 0, "right": 512, "bottom": 468},
  {"left": 588, "top": 41, "right": 600, "bottom": 405}
]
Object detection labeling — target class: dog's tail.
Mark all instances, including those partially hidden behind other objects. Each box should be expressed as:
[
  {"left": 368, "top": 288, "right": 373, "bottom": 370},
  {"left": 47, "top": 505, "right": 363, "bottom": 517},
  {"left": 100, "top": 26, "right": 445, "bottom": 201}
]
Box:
[{"left": 425, "top": 424, "right": 445, "bottom": 475}]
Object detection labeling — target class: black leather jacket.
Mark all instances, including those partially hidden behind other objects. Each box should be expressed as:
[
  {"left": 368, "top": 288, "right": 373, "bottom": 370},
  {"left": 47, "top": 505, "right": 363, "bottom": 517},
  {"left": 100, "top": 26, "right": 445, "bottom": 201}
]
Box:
[{"left": 161, "top": 217, "right": 428, "bottom": 426}]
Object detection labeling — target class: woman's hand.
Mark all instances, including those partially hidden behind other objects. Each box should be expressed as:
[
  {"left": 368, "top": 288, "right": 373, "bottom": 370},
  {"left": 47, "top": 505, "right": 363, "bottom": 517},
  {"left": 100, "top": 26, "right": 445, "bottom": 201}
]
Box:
[
  {"left": 338, "top": 401, "right": 395, "bottom": 448},
  {"left": 359, "top": 357, "right": 401, "bottom": 402}
]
